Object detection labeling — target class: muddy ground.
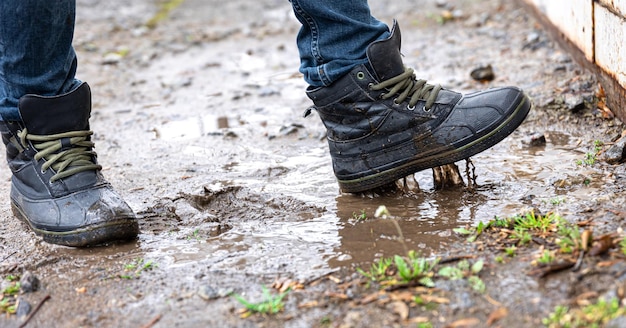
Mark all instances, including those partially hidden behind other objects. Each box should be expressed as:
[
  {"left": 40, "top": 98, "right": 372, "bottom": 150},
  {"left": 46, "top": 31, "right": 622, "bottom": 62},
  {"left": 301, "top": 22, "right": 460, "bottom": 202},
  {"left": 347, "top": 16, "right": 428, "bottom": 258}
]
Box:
[{"left": 1, "top": 0, "right": 626, "bottom": 327}]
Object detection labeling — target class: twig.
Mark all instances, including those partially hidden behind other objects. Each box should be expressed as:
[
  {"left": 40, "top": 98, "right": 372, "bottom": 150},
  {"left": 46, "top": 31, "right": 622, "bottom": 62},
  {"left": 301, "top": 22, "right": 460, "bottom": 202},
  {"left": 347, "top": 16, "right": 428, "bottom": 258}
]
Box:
[
  {"left": 384, "top": 280, "right": 422, "bottom": 292},
  {"left": 19, "top": 294, "right": 50, "bottom": 328},
  {"left": 140, "top": 314, "right": 162, "bottom": 328},
  {"left": 527, "top": 261, "right": 576, "bottom": 277},
  {"left": 1, "top": 251, "right": 17, "bottom": 263},
  {"left": 572, "top": 250, "right": 585, "bottom": 272},
  {"left": 438, "top": 255, "right": 477, "bottom": 264}
]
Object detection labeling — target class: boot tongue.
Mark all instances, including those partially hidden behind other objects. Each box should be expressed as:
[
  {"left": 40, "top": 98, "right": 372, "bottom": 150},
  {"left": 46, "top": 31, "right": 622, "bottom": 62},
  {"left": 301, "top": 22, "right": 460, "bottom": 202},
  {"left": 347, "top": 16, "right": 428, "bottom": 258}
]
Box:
[
  {"left": 17, "top": 83, "right": 91, "bottom": 135},
  {"left": 365, "top": 20, "right": 405, "bottom": 82}
]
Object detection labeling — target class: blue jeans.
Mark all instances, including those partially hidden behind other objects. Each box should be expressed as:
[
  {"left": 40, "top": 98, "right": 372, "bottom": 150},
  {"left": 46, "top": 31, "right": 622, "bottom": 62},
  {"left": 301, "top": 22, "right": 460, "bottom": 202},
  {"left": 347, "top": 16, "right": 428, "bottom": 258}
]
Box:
[
  {"left": 0, "top": 0, "right": 390, "bottom": 120},
  {"left": 0, "top": 0, "right": 81, "bottom": 121},
  {"left": 289, "top": 0, "right": 389, "bottom": 87}
]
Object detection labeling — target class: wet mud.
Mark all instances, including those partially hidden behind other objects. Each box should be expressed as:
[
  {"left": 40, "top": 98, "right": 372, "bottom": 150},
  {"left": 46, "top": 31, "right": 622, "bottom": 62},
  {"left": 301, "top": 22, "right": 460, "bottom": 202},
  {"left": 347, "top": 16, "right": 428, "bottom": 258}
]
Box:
[{"left": 1, "top": 0, "right": 626, "bottom": 327}]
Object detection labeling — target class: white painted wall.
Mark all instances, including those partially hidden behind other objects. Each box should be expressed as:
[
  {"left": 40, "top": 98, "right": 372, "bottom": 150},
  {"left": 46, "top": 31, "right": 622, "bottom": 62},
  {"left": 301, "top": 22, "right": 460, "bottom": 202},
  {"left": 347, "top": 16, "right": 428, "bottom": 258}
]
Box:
[{"left": 523, "top": 0, "right": 626, "bottom": 90}]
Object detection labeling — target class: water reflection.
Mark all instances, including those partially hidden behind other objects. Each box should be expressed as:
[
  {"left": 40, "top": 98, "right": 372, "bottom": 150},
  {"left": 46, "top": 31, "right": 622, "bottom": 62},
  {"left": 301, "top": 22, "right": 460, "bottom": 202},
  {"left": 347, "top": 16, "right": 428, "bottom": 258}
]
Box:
[{"left": 328, "top": 188, "right": 485, "bottom": 268}]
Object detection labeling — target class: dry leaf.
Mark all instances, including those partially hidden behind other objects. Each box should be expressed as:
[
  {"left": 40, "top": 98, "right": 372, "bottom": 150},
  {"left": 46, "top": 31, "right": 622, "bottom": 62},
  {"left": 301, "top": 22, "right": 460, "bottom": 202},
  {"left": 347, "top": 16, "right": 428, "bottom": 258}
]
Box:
[
  {"left": 388, "top": 301, "right": 409, "bottom": 321},
  {"left": 272, "top": 278, "right": 303, "bottom": 293},
  {"left": 327, "top": 275, "right": 342, "bottom": 284},
  {"left": 360, "top": 292, "right": 382, "bottom": 305},
  {"left": 446, "top": 317, "right": 481, "bottom": 328},
  {"left": 389, "top": 291, "right": 416, "bottom": 303},
  {"left": 325, "top": 292, "right": 348, "bottom": 300},
  {"left": 486, "top": 307, "right": 508, "bottom": 326},
  {"left": 408, "top": 316, "right": 430, "bottom": 324},
  {"left": 575, "top": 291, "right": 598, "bottom": 306},
  {"left": 298, "top": 300, "right": 318, "bottom": 309},
  {"left": 581, "top": 230, "right": 592, "bottom": 251},
  {"left": 484, "top": 294, "right": 503, "bottom": 307},
  {"left": 589, "top": 234, "right": 615, "bottom": 256},
  {"left": 421, "top": 294, "right": 450, "bottom": 304},
  {"left": 598, "top": 260, "right": 621, "bottom": 267}
]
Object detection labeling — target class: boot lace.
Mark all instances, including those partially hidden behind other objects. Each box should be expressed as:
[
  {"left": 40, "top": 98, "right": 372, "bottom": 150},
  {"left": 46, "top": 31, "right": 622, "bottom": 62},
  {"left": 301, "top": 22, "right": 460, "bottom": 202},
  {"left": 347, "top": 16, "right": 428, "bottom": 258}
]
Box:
[
  {"left": 18, "top": 129, "right": 102, "bottom": 183},
  {"left": 370, "top": 67, "right": 442, "bottom": 111}
]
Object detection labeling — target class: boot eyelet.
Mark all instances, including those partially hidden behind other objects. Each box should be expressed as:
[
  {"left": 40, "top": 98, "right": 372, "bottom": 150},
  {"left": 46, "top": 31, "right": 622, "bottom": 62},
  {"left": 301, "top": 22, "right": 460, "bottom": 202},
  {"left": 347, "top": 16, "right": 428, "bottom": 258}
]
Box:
[
  {"left": 356, "top": 72, "right": 366, "bottom": 80},
  {"left": 407, "top": 104, "right": 416, "bottom": 111},
  {"left": 367, "top": 83, "right": 374, "bottom": 90},
  {"left": 393, "top": 98, "right": 400, "bottom": 105},
  {"left": 423, "top": 106, "right": 431, "bottom": 112}
]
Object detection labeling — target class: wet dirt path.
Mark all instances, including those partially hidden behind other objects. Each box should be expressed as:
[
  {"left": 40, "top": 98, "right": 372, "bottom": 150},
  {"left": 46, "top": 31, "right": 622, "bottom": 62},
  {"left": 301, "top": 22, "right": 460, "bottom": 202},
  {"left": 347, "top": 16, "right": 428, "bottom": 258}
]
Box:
[{"left": 1, "top": 0, "right": 626, "bottom": 327}]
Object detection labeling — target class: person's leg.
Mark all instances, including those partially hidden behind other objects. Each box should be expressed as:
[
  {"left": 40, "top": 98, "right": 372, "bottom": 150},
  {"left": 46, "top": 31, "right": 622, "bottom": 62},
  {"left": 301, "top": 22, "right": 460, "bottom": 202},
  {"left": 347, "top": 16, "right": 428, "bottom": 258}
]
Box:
[
  {"left": 0, "top": 0, "right": 80, "bottom": 121},
  {"left": 290, "top": 0, "right": 532, "bottom": 193},
  {"left": 0, "top": 0, "right": 138, "bottom": 246},
  {"left": 289, "top": 0, "right": 389, "bottom": 87}
]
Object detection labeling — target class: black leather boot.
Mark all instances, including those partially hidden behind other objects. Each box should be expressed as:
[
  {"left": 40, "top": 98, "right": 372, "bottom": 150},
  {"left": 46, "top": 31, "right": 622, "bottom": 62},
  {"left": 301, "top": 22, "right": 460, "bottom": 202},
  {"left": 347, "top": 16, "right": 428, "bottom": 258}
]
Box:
[
  {"left": 0, "top": 82, "right": 139, "bottom": 246},
  {"left": 306, "top": 21, "right": 531, "bottom": 193}
]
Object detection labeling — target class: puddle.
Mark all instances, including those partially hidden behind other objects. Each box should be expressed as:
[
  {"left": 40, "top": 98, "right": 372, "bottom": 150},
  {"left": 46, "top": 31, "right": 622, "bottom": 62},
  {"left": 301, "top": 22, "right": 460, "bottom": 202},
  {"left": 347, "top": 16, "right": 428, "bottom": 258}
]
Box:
[
  {"left": 137, "top": 124, "right": 612, "bottom": 282},
  {"left": 155, "top": 114, "right": 229, "bottom": 140}
]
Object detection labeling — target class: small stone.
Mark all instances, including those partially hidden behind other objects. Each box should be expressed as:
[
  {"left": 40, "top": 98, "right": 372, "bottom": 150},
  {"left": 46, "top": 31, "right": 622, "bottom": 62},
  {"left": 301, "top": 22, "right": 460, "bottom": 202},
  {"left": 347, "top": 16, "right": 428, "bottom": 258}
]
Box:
[
  {"left": 564, "top": 94, "right": 585, "bottom": 113},
  {"left": 526, "top": 31, "right": 540, "bottom": 43},
  {"left": 603, "top": 136, "right": 626, "bottom": 164},
  {"left": 101, "top": 53, "right": 122, "bottom": 65},
  {"left": 435, "top": 0, "right": 448, "bottom": 8},
  {"left": 258, "top": 87, "right": 280, "bottom": 97},
  {"left": 16, "top": 298, "right": 31, "bottom": 318},
  {"left": 523, "top": 133, "right": 546, "bottom": 147},
  {"left": 554, "top": 53, "right": 572, "bottom": 63},
  {"left": 20, "top": 271, "right": 40, "bottom": 293},
  {"left": 470, "top": 64, "right": 495, "bottom": 82},
  {"left": 451, "top": 9, "right": 464, "bottom": 19},
  {"left": 198, "top": 285, "right": 219, "bottom": 300}
]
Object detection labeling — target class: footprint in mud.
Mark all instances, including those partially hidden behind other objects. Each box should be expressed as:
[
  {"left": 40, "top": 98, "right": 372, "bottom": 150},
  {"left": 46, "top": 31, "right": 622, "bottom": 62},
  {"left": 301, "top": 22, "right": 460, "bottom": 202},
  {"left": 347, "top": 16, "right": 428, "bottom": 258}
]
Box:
[{"left": 138, "top": 184, "right": 325, "bottom": 239}]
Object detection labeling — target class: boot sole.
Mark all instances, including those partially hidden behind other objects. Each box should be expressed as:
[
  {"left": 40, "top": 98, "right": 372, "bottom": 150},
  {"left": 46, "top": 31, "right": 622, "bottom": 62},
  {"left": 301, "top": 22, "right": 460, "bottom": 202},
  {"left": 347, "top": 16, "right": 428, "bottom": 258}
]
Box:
[
  {"left": 11, "top": 202, "right": 139, "bottom": 247},
  {"left": 337, "top": 92, "right": 532, "bottom": 193}
]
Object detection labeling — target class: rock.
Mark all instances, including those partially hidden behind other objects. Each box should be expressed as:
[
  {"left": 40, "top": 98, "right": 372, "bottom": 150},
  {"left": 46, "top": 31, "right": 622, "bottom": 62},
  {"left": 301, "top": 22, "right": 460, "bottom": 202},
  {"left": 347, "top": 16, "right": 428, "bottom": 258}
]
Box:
[
  {"left": 603, "top": 136, "right": 626, "bottom": 164},
  {"left": 101, "top": 52, "right": 122, "bottom": 65},
  {"left": 16, "top": 298, "right": 31, "bottom": 318},
  {"left": 435, "top": 0, "right": 448, "bottom": 8},
  {"left": 470, "top": 64, "right": 495, "bottom": 82},
  {"left": 20, "top": 271, "right": 40, "bottom": 293},
  {"left": 564, "top": 94, "right": 585, "bottom": 113},
  {"left": 522, "top": 133, "right": 546, "bottom": 147},
  {"left": 198, "top": 285, "right": 233, "bottom": 300},
  {"left": 554, "top": 53, "right": 572, "bottom": 63},
  {"left": 198, "top": 285, "right": 219, "bottom": 300},
  {"left": 526, "top": 31, "right": 540, "bottom": 43},
  {"left": 451, "top": 9, "right": 465, "bottom": 19}
]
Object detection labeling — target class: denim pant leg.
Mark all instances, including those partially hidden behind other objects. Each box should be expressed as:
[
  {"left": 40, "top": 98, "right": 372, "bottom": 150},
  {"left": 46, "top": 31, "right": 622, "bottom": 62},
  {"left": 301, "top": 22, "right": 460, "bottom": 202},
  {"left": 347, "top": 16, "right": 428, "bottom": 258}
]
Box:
[
  {"left": 0, "top": 0, "right": 81, "bottom": 121},
  {"left": 289, "top": 0, "right": 390, "bottom": 87}
]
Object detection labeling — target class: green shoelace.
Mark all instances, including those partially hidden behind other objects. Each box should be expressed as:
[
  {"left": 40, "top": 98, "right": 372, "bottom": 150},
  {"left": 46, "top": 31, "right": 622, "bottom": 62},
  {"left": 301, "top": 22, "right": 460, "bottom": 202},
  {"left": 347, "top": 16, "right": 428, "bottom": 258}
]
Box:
[
  {"left": 18, "top": 129, "right": 102, "bottom": 182},
  {"left": 370, "top": 67, "right": 442, "bottom": 111}
]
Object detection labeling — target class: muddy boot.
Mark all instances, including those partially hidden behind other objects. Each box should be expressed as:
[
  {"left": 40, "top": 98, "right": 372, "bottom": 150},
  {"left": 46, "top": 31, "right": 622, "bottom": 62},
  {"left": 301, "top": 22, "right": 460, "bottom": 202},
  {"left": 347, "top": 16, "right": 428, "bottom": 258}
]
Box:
[
  {"left": 0, "top": 83, "right": 139, "bottom": 247},
  {"left": 305, "top": 20, "right": 531, "bottom": 193}
]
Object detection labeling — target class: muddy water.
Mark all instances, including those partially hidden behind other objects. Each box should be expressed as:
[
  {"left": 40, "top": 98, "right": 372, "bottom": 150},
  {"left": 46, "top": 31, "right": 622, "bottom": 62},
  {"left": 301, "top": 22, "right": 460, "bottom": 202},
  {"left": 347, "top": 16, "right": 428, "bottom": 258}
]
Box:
[
  {"left": 79, "top": 0, "right": 617, "bottom": 285},
  {"left": 140, "top": 113, "right": 602, "bottom": 282}
]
